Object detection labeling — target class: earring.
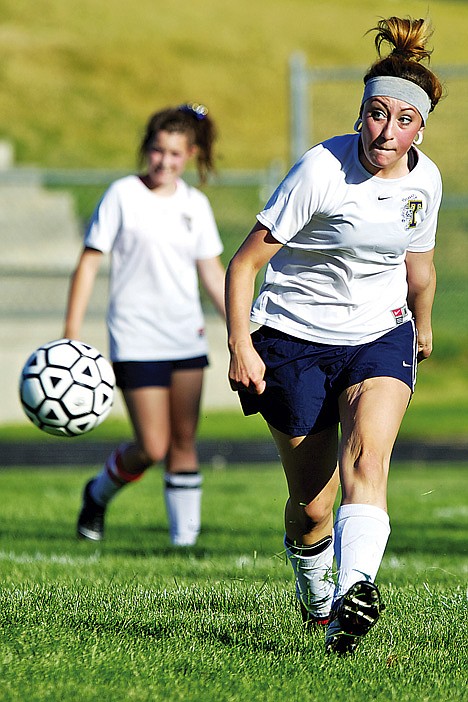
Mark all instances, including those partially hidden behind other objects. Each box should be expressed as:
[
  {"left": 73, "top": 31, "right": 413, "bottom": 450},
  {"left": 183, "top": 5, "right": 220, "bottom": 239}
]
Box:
[
  {"left": 413, "top": 132, "right": 424, "bottom": 145},
  {"left": 353, "top": 118, "right": 362, "bottom": 133}
]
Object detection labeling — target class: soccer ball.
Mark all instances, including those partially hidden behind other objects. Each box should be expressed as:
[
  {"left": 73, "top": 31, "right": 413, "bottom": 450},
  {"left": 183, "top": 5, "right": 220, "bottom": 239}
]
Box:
[{"left": 19, "top": 339, "right": 115, "bottom": 437}]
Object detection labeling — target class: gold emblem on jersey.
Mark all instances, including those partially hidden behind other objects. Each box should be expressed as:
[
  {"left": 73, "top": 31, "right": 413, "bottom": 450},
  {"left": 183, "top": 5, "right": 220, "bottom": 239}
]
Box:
[{"left": 401, "top": 195, "right": 423, "bottom": 229}]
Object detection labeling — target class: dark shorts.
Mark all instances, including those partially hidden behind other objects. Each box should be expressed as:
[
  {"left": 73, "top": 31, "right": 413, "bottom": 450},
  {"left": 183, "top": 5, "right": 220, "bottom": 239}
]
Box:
[
  {"left": 239, "top": 321, "right": 417, "bottom": 437},
  {"left": 113, "top": 355, "right": 209, "bottom": 390}
]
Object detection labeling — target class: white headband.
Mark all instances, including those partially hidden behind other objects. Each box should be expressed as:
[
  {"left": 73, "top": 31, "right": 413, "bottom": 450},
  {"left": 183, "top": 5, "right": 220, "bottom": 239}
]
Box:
[{"left": 362, "top": 76, "right": 431, "bottom": 124}]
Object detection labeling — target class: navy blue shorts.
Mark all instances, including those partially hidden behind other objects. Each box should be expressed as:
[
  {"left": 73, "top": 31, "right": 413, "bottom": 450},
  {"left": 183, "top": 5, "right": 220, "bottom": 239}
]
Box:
[
  {"left": 239, "top": 321, "right": 417, "bottom": 436},
  {"left": 113, "top": 355, "right": 209, "bottom": 390}
]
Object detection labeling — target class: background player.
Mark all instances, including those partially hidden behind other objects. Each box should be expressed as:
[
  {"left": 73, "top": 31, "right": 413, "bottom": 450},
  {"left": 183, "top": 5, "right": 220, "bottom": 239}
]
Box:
[{"left": 65, "top": 103, "right": 225, "bottom": 547}]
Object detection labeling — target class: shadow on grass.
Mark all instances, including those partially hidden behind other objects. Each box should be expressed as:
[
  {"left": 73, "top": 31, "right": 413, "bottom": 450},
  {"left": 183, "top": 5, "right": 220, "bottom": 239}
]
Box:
[
  {"left": 386, "top": 519, "right": 467, "bottom": 557},
  {"left": 2, "top": 517, "right": 467, "bottom": 562}
]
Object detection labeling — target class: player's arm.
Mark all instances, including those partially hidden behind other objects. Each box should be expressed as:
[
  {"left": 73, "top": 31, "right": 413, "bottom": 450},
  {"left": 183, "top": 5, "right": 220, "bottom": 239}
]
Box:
[
  {"left": 63, "top": 247, "right": 103, "bottom": 340},
  {"left": 197, "top": 255, "right": 226, "bottom": 318},
  {"left": 405, "top": 248, "right": 436, "bottom": 362},
  {"left": 225, "top": 221, "right": 282, "bottom": 394}
]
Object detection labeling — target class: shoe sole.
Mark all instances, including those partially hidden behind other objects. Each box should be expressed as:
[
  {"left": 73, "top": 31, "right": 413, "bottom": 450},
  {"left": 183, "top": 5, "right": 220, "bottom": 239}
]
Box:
[
  {"left": 325, "top": 581, "right": 384, "bottom": 654},
  {"left": 338, "top": 580, "right": 383, "bottom": 635},
  {"left": 77, "top": 526, "right": 103, "bottom": 541}
]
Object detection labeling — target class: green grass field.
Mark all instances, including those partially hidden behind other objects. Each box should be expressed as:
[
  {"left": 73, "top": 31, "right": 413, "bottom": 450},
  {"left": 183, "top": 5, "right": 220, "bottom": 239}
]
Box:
[
  {"left": 1, "top": 4, "right": 467, "bottom": 696},
  {"left": 1, "top": 463, "right": 467, "bottom": 701}
]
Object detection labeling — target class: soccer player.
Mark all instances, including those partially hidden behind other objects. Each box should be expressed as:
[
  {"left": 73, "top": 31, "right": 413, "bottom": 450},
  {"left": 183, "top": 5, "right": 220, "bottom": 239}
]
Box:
[
  {"left": 65, "top": 104, "right": 225, "bottom": 546},
  {"left": 225, "top": 17, "right": 443, "bottom": 654}
]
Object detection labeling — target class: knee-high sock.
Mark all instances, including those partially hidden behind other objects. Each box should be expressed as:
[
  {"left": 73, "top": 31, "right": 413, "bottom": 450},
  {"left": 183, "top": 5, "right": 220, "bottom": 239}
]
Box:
[
  {"left": 164, "top": 471, "right": 203, "bottom": 546},
  {"left": 285, "top": 534, "right": 335, "bottom": 619},
  {"left": 333, "top": 503, "right": 390, "bottom": 601},
  {"left": 90, "top": 443, "right": 145, "bottom": 506}
]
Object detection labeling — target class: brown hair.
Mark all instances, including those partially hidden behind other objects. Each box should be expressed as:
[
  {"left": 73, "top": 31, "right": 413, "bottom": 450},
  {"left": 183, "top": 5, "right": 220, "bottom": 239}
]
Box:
[
  {"left": 138, "top": 103, "right": 217, "bottom": 184},
  {"left": 364, "top": 17, "right": 444, "bottom": 114}
]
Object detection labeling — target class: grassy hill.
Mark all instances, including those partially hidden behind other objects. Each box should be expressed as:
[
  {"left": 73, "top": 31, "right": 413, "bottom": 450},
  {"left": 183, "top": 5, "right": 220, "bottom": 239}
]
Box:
[{"left": 0, "top": 0, "right": 467, "bottom": 170}]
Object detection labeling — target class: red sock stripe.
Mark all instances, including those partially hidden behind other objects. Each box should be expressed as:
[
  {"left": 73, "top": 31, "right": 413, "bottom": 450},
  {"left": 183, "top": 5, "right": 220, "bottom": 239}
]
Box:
[
  {"left": 114, "top": 466, "right": 145, "bottom": 484},
  {"left": 106, "top": 447, "right": 146, "bottom": 485}
]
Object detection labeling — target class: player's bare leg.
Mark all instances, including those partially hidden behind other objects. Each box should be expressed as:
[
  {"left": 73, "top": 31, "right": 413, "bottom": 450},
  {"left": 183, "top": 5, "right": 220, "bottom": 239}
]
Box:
[
  {"left": 269, "top": 425, "right": 340, "bottom": 627},
  {"left": 77, "top": 386, "right": 171, "bottom": 541},
  {"left": 164, "top": 368, "right": 204, "bottom": 545},
  {"left": 325, "top": 376, "right": 410, "bottom": 653}
]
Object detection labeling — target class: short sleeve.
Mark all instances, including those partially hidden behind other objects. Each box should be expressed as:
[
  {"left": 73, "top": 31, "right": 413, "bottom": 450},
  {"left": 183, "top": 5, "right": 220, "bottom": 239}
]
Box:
[
  {"left": 407, "top": 163, "right": 442, "bottom": 253},
  {"left": 84, "top": 182, "right": 123, "bottom": 253},
  {"left": 257, "top": 149, "right": 324, "bottom": 244}
]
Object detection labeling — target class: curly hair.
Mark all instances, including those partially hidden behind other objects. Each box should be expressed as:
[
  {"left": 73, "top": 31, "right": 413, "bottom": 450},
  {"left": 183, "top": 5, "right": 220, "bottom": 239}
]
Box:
[{"left": 364, "top": 17, "right": 444, "bottom": 114}]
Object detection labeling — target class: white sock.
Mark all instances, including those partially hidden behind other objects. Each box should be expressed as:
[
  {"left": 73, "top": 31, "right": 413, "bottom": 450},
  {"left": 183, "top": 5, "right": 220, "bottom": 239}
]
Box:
[
  {"left": 333, "top": 503, "right": 390, "bottom": 601},
  {"left": 285, "top": 534, "right": 335, "bottom": 619},
  {"left": 164, "top": 472, "right": 203, "bottom": 546},
  {"left": 90, "top": 443, "right": 143, "bottom": 506}
]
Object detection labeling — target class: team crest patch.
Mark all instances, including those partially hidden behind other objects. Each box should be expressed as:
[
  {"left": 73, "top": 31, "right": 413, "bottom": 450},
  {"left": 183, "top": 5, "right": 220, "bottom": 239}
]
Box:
[
  {"left": 392, "top": 305, "right": 408, "bottom": 325},
  {"left": 401, "top": 194, "right": 424, "bottom": 230}
]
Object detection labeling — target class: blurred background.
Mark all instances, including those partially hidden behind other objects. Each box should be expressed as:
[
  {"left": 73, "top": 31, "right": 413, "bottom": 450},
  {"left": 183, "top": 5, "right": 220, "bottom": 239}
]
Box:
[{"left": 0, "top": 0, "right": 467, "bottom": 431}]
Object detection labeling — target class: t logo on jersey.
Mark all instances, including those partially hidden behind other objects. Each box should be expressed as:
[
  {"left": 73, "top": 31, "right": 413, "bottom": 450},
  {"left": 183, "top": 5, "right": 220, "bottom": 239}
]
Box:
[
  {"left": 407, "top": 200, "right": 423, "bottom": 227},
  {"left": 401, "top": 196, "right": 423, "bottom": 229}
]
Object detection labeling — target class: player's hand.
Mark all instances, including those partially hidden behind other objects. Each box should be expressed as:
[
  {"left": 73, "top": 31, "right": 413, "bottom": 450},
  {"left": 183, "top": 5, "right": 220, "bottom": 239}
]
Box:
[
  {"left": 228, "top": 342, "right": 266, "bottom": 395},
  {"left": 416, "top": 330, "right": 433, "bottom": 362}
]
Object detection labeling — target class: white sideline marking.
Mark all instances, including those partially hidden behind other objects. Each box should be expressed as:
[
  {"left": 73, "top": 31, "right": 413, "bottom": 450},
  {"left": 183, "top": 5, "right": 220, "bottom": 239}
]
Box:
[
  {"left": 0, "top": 550, "right": 101, "bottom": 566},
  {"left": 434, "top": 506, "right": 468, "bottom": 519}
]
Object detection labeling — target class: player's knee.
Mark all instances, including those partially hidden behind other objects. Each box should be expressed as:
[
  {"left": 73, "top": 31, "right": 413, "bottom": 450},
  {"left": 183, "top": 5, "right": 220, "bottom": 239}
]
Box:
[
  {"left": 137, "top": 440, "right": 166, "bottom": 466},
  {"left": 302, "top": 500, "right": 332, "bottom": 529}
]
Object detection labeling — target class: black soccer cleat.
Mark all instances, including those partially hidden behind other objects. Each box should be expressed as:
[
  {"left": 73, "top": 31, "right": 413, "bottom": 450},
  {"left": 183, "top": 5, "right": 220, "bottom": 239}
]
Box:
[
  {"left": 325, "top": 580, "right": 385, "bottom": 655},
  {"left": 77, "top": 479, "right": 106, "bottom": 541}
]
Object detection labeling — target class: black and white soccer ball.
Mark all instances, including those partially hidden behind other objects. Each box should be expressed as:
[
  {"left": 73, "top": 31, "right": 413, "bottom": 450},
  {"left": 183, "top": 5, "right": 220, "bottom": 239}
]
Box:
[{"left": 19, "top": 339, "right": 115, "bottom": 437}]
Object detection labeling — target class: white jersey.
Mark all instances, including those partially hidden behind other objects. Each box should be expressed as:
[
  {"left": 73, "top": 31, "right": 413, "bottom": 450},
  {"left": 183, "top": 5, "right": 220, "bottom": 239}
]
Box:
[
  {"left": 85, "top": 175, "right": 223, "bottom": 361},
  {"left": 253, "top": 133, "right": 441, "bottom": 345}
]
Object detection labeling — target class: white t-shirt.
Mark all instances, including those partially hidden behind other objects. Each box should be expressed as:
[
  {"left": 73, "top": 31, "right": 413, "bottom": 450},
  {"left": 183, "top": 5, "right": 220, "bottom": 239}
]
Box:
[
  {"left": 85, "top": 175, "right": 223, "bottom": 361},
  {"left": 253, "top": 133, "right": 442, "bottom": 345}
]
